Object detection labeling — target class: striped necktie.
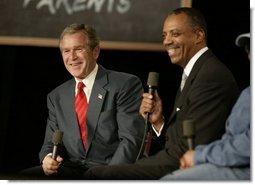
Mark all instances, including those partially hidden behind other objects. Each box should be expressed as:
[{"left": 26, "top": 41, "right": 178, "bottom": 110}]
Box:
[
  {"left": 180, "top": 72, "right": 188, "bottom": 91},
  {"left": 75, "top": 82, "right": 88, "bottom": 149}
]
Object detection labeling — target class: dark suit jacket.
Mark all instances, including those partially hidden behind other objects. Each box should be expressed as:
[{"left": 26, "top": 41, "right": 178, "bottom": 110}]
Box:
[
  {"left": 135, "top": 49, "right": 240, "bottom": 178},
  {"left": 39, "top": 65, "right": 145, "bottom": 167}
]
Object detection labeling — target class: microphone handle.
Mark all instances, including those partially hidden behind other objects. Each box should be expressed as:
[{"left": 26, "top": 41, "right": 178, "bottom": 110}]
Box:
[
  {"left": 52, "top": 145, "right": 58, "bottom": 160},
  {"left": 146, "top": 112, "right": 151, "bottom": 129},
  {"left": 187, "top": 137, "right": 194, "bottom": 150},
  {"left": 148, "top": 86, "right": 155, "bottom": 95},
  {"left": 147, "top": 86, "right": 155, "bottom": 130},
  {"left": 136, "top": 86, "right": 157, "bottom": 160}
]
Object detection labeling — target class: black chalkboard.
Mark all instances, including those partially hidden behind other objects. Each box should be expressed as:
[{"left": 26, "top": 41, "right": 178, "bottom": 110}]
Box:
[{"left": 0, "top": 0, "right": 191, "bottom": 50}]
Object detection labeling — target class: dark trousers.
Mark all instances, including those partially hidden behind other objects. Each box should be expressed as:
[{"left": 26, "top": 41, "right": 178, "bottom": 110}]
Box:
[
  {"left": 17, "top": 164, "right": 89, "bottom": 180},
  {"left": 84, "top": 155, "right": 178, "bottom": 180}
]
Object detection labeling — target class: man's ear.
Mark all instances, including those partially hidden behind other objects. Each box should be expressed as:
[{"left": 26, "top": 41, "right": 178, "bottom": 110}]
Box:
[
  {"left": 195, "top": 29, "right": 205, "bottom": 45},
  {"left": 93, "top": 45, "right": 100, "bottom": 59}
]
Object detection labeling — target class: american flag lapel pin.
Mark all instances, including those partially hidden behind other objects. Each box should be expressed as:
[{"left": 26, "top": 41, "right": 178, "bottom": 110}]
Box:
[{"left": 98, "top": 94, "right": 103, "bottom": 99}]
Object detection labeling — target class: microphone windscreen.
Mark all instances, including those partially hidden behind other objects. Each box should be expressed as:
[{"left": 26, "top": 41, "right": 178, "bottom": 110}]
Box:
[
  {"left": 147, "top": 72, "right": 159, "bottom": 87},
  {"left": 52, "top": 130, "right": 63, "bottom": 145},
  {"left": 183, "top": 120, "right": 195, "bottom": 137}
]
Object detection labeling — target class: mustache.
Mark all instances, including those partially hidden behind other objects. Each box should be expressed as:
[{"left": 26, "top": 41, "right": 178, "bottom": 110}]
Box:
[{"left": 164, "top": 44, "right": 179, "bottom": 50}]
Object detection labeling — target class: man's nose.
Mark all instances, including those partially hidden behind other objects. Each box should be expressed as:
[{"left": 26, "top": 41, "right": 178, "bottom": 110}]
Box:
[
  {"left": 70, "top": 50, "right": 78, "bottom": 60},
  {"left": 163, "top": 34, "right": 173, "bottom": 45}
]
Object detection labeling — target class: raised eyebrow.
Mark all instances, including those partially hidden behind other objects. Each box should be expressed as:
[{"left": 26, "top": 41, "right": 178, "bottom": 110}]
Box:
[
  {"left": 169, "top": 29, "right": 180, "bottom": 33},
  {"left": 61, "top": 45, "right": 85, "bottom": 52},
  {"left": 162, "top": 29, "right": 178, "bottom": 34},
  {"left": 74, "top": 45, "right": 83, "bottom": 49},
  {"left": 61, "top": 48, "right": 70, "bottom": 52},
  {"left": 162, "top": 29, "right": 177, "bottom": 35}
]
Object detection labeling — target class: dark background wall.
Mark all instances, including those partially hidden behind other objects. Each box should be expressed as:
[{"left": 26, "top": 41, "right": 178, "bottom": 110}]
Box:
[{"left": 0, "top": 0, "right": 250, "bottom": 176}]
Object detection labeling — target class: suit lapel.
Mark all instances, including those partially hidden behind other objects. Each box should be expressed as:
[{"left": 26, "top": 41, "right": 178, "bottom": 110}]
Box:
[
  {"left": 86, "top": 65, "right": 108, "bottom": 151},
  {"left": 61, "top": 79, "right": 84, "bottom": 147},
  {"left": 167, "top": 49, "right": 213, "bottom": 125}
]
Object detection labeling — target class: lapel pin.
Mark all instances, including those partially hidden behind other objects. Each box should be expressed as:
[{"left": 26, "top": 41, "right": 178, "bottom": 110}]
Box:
[{"left": 98, "top": 94, "right": 103, "bottom": 99}]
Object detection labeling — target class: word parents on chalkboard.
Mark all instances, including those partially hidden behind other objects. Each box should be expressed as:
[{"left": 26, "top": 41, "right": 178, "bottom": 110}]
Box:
[
  {"left": 23, "top": 0, "right": 131, "bottom": 15},
  {"left": 0, "top": 0, "right": 191, "bottom": 50}
]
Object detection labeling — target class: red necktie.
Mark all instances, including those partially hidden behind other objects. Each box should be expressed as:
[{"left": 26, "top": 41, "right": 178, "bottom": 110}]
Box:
[
  {"left": 145, "top": 130, "right": 153, "bottom": 156},
  {"left": 75, "top": 82, "right": 88, "bottom": 149}
]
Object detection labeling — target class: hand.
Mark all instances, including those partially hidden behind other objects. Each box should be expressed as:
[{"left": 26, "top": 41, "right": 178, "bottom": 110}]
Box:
[
  {"left": 42, "top": 155, "right": 63, "bottom": 176},
  {"left": 139, "top": 91, "right": 164, "bottom": 131},
  {"left": 179, "top": 150, "right": 195, "bottom": 170}
]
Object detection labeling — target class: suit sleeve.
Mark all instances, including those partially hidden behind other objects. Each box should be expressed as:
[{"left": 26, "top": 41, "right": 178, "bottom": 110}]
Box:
[
  {"left": 38, "top": 94, "right": 57, "bottom": 162},
  {"left": 39, "top": 93, "right": 67, "bottom": 162}
]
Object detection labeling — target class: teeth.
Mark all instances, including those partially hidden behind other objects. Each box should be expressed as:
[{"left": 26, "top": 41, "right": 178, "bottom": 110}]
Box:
[{"left": 168, "top": 49, "right": 175, "bottom": 55}]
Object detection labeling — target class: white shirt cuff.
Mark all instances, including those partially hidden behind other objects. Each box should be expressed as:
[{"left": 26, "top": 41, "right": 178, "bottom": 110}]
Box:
[{"left": 152, "top": 122, "right": 164, "bottom": 137}]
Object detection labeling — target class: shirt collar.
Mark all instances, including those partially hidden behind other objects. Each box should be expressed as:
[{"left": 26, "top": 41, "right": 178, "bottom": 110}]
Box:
[
  {"left": 183, "top": 47, "right": 208, "bottom": 76},
  {"left": 82, "top": 64, "right": 98, "bottom": 90},
  {"left": 75, "top": 64, "right": 98, "bottom": 100}
]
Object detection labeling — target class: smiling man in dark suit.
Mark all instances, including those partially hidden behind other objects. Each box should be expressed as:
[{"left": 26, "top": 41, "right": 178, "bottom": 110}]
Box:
[
  {"left": 160, "top": 33, "right": 250, "bottom": 180},
  {"left": 20, "top": 23, "right": 145, "bottom": 179},
  {"left": 84, "top": 7, "right": 240, "bottom": 179}
]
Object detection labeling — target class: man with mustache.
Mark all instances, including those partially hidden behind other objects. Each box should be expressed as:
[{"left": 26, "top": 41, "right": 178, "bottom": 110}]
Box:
[
  {"left": 161, "top": 33, "right": 250, "bottom": 180},
  {"left": 84, "top": 7, "right": 240, "bottom": 179}
]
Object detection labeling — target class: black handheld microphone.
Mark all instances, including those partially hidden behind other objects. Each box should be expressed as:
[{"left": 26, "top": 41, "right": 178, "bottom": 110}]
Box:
[
  {"left": 183, "top": 120, "right": 195, "bottom": 150},
  {"left": 136, "top": 72, "right": 159, "bottom": 160},
  {"left": 146, "top": 72, "right": 159, "bottom": 123},
  {"left": 52, "top": 130, "right": 63, "bottom": 160}
]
